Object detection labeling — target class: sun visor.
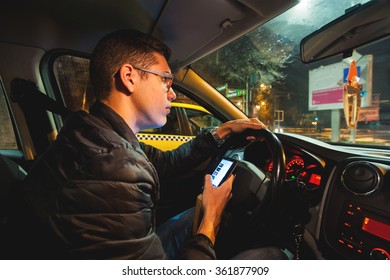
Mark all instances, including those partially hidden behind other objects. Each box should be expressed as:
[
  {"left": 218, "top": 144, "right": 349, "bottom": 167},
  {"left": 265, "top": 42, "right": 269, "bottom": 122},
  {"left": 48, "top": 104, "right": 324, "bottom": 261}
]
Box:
[
  {"left": 153, "top": 0, "right": 243, "bottom": 65},
  {"left": 155, "top": 0, "right": 298, "bottom": 69}
]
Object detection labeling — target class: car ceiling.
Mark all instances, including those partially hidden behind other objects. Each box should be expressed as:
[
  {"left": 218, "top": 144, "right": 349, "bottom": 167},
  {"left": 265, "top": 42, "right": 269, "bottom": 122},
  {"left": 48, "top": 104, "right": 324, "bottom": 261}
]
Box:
[{"left": 1, "top": 0, "right": 298, "bottom": 69}]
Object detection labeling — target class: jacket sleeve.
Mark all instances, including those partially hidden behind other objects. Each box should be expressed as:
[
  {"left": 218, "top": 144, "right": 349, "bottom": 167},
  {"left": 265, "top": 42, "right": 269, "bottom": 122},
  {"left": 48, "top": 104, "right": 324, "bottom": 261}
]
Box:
[{"left": 179, "top": 234, "right": 216, "bottom": 260}]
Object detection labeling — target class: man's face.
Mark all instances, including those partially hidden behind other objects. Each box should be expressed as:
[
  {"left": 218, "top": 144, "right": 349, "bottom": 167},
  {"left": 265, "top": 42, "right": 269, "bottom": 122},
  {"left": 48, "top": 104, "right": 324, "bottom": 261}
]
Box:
[{"left": 133, "top": 53, "right": 176, "bottom": 131}]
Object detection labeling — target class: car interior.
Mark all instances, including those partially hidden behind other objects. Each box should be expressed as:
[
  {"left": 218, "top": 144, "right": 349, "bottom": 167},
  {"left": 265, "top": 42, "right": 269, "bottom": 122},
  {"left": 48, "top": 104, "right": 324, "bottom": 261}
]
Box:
[{"left": 1, "top": 0, "right": 389, "bottom": 260}]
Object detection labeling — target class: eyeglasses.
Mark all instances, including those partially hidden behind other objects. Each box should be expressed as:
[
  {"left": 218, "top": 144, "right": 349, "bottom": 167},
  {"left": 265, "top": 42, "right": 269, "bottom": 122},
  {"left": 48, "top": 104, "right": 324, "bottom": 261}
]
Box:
[{"left": 133, "top": 66, "right": 174, "bottom": 92}]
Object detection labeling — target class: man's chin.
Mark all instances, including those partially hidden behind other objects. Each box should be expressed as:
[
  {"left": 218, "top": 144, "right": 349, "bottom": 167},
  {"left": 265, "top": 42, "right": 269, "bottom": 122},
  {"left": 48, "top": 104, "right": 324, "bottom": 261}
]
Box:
[{"left": 150, "top": 119, "right": 167, "bottom": 129}]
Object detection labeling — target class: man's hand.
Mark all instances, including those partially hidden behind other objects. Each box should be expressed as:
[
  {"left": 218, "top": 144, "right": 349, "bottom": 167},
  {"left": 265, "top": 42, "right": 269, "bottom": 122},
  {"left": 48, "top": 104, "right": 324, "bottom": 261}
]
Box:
[
  {"left": 196, "top": 174, "right": 234, "bottom": 245},
  {"left": 216, "top": 118, "right": 266, "bottom": 140}
]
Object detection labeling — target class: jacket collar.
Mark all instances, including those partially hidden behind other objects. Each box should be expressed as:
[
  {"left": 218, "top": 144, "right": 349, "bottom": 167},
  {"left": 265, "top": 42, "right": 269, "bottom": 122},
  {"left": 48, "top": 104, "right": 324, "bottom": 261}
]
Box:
[{"left": 89, "top": 101, "right": 140, "bottom": 149}]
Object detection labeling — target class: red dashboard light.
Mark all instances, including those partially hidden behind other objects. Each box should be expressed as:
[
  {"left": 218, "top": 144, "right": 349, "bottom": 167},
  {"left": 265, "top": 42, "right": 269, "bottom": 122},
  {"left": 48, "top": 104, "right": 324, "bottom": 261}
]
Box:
[
  {"left": 309, "top": 173, "right": 321, "bottom": 185},
  {"left": 362, "top": 217, "right": 390, "bottom": 242}
]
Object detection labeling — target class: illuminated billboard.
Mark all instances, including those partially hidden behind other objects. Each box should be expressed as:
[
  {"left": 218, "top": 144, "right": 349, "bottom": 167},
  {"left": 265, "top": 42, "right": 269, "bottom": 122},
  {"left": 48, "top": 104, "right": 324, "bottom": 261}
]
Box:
[{"left": 308, "top": 53, "right": 372, "bottom": 111}]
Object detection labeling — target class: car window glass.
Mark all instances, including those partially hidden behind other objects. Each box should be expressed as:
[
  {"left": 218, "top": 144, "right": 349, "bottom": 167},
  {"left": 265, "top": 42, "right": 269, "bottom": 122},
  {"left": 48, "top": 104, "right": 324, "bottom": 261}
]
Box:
[
  {"left": 0, "top": 78, "right": 18, "bottom": 150},
  {"left": 192, "top": 0, "right": 389, "bottom": 149},
  {"left": 184, "top": 107, "right": 222, "bottom": 136},
  {"left": 53, "top": 55, "right": 94, "bottom": 112}
]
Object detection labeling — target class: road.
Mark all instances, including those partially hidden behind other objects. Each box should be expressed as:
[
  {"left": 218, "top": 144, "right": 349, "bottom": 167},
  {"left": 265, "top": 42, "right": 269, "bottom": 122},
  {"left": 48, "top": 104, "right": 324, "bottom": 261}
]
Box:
[{"left": 282, "top": 127, "right": 390, "bottom": 146}]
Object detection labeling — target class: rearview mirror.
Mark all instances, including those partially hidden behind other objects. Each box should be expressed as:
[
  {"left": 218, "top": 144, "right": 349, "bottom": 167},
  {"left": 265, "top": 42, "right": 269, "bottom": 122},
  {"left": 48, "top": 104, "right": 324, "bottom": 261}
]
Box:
[{"left": 300, "top": 0, "right": 390, "bottom": 63}]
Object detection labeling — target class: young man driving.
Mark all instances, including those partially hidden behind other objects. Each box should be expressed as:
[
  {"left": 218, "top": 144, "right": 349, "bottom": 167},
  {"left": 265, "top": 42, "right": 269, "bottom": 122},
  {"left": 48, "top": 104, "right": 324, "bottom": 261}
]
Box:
[{"left": 5, "top": 30, "right": 272, "bottom": 259}]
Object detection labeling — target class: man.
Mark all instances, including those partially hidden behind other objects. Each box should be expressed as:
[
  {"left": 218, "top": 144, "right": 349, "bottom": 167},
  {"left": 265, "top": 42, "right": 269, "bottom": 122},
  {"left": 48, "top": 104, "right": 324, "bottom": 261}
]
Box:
[{"left": 6, "top": 30, "right": 267, "bottom": 259}]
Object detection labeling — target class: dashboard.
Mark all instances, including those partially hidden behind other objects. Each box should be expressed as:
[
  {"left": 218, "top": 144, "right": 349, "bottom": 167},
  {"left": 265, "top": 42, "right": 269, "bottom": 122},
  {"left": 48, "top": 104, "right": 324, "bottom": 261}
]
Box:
[
  {"left": 265, "top": 151, "right": 323, "bottom": 191},
  {"left": 227, "top": 139, "right": 326, "bottom": 198},
  {"left": 222, "top": 133, "right": 390, "bottom": 260}
]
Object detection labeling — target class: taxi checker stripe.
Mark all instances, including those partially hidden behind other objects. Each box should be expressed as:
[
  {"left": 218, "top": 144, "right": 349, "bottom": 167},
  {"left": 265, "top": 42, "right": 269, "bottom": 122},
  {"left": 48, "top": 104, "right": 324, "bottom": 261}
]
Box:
[{"left": 136, "top": 134, "right": 194, "bottom": 141}]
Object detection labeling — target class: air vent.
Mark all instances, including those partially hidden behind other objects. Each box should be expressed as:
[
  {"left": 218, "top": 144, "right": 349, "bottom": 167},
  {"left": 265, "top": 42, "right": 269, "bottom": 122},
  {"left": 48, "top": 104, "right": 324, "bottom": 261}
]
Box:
[{"left": 341, "top": 162, "right": 382, "bottom": 195}]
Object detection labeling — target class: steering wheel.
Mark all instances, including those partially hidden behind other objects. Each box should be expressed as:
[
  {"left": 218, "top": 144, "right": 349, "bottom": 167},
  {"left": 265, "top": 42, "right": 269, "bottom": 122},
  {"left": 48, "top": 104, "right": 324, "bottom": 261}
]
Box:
[{"left": 209, "top": 128, "right": 286, "bottom": 224}]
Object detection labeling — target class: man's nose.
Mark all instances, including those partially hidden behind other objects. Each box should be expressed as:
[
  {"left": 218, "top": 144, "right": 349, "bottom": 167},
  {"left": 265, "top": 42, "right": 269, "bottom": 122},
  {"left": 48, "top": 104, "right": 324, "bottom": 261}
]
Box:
[{"left": 168, "top": 87, "right": 176, "bottom": 101}]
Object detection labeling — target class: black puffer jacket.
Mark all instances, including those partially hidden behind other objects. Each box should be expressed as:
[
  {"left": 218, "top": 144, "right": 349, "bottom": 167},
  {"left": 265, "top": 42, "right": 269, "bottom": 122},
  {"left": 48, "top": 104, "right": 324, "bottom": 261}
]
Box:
[{"left": 8, "top": 102, "right": 218, "bottom": 259}]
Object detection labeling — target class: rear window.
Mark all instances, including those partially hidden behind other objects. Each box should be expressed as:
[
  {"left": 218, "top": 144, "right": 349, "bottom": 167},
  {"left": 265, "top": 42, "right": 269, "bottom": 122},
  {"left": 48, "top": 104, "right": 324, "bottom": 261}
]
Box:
[
  {"left": 53, "top": 55, "right": 93, "bottom": 112},
  {"left": 0, "top": 78, "right": 18, "bottom": 150}
]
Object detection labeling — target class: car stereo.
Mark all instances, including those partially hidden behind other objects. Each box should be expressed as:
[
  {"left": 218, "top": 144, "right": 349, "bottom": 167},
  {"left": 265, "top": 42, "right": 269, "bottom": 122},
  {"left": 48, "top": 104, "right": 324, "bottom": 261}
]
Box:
[{"left": 337, "top": 201, "right": 390, "bottom": 259}]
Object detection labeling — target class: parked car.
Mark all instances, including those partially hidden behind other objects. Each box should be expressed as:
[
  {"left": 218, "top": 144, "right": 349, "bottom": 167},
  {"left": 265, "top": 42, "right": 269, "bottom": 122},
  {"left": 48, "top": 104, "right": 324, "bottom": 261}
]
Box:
[{"left": 1, "top": 0, "right": 389, "bottom": 261}]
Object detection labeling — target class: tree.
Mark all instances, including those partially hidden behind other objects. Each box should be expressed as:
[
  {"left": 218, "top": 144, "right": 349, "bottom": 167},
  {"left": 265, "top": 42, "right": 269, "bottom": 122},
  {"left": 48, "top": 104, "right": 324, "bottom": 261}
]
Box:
[
  {"left": 193, "top": 27, "right": 295, "bottom": 118},
  {"left": 194, "top": 28, "right": 293, "bottom": 87},
  {"left": 252, "top": 83, "right": 273, "bottom": 123}
]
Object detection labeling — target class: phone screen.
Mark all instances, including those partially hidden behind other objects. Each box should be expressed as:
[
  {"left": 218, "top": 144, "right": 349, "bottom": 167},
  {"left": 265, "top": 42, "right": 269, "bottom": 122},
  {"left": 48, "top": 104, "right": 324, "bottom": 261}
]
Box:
[{"left": 211, "top": 158, "right": 237, "bottom": 187}]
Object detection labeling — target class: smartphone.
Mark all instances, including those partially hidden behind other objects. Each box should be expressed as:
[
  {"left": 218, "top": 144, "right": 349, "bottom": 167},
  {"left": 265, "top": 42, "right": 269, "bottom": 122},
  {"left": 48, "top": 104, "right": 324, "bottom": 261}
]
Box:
[{"left": 210, "top": 158, "right": 238, "bottom": 188}]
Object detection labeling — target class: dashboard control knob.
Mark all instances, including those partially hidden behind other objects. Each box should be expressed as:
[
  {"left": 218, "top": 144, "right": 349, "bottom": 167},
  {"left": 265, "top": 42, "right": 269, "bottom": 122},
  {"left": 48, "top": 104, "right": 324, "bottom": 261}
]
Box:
[{"left": 370, "top": 248, "right": 390, "bottom": 260}]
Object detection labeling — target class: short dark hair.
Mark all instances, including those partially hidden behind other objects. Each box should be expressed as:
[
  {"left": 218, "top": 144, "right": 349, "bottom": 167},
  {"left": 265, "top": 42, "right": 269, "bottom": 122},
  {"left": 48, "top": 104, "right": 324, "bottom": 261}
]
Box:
[{"left": 89, "top": 29, "right": 171, "bottom": 100}]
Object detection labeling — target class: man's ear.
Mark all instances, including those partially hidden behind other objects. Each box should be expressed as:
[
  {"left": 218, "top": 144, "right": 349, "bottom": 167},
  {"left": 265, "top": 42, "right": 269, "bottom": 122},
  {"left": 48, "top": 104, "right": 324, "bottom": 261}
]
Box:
[{"left": 116, "top": 64, "right": 136, "bottom": 94}]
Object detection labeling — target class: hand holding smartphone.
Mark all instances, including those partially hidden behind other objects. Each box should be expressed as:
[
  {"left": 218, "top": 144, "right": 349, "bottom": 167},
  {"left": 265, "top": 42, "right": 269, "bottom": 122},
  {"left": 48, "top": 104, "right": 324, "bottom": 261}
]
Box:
[
  {"left": 193, "top": 158, "right": 237, "bottom": 234},
  {"left": 210, "top": 158, "right": 238, "bottom": 188}
]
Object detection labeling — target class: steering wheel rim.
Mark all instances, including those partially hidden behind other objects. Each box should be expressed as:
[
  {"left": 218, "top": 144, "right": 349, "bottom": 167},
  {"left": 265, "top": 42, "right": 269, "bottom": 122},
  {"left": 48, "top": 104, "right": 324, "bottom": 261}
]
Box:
[
  {"left": 247, "top": 128, "right": 286, "bottom": 208},
  {"left": 208, "top": 128, "right": 286, "bottom": 220}
]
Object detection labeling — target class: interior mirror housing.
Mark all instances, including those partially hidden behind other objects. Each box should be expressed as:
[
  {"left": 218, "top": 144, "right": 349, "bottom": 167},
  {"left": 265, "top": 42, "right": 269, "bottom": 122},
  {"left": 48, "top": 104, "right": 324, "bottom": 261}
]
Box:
[{"left": 300, "top": 0, "right": 390, "bottom": 63}]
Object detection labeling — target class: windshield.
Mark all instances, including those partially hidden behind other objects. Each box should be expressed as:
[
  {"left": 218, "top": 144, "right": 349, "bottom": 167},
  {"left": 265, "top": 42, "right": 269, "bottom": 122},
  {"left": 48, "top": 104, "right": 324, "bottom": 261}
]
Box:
[{"left": 192, "top": 0, "right": 390, "bottom": 148}]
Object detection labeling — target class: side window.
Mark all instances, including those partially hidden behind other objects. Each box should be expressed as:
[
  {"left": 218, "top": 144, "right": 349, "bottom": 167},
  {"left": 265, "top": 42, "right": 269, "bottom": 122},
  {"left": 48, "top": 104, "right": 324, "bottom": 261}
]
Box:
[
  {"left": 0, "top": 78, "right": 18, "bottom": 150},
  {"left": 184, "top": 108, "right": 222, "bottom": 136},
  {"left": 53, "top": 55, "right": 93, "bottom": 112}
]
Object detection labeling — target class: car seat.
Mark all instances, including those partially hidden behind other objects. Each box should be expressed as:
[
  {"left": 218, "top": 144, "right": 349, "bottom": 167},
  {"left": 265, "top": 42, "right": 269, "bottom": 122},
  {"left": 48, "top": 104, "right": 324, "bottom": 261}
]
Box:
[{"left": 0, "top": 155, "right": 27, "bottom": 238}]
